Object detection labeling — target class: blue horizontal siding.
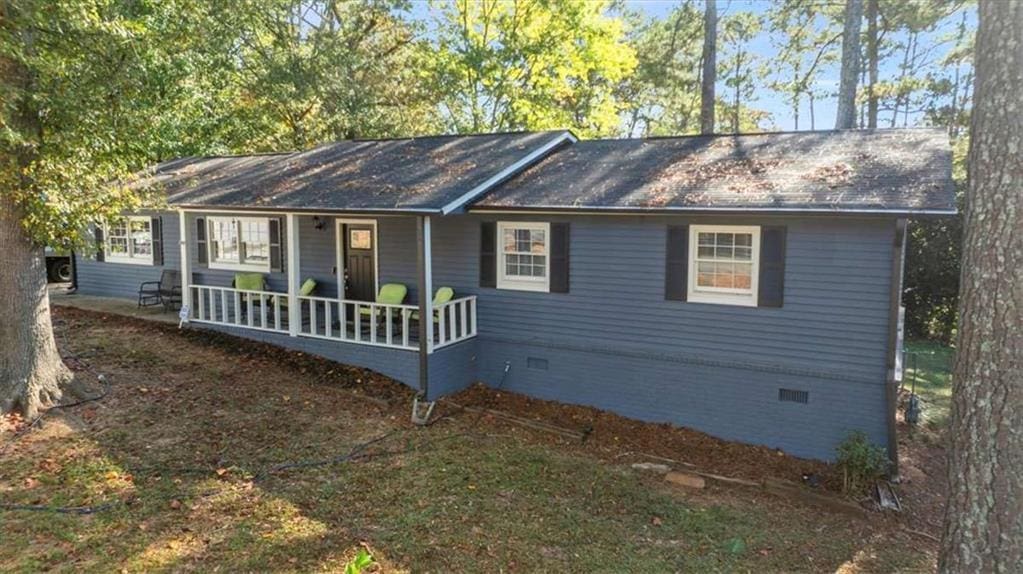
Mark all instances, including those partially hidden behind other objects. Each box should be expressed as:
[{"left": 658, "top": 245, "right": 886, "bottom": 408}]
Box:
[
  {"left": 426, "top": 214, "right": 895, "bottom": 459},
  {"left": 75, "top": 209, "right": 896, "bottom": 460},
  {"left": 198, "top": 323, "right": 420, "bottom": 389},
  {"left": 429, "top": 214, "right": 893, "bottom": 385},
  {"left": 76, "top": 211, "right": 180, "bottom": 300},
  {"left": 427, "top": 339, "right": 479, "bottom": 400},
  {"left": 477, "top": 339, "right": 888, "bottom": 460}
]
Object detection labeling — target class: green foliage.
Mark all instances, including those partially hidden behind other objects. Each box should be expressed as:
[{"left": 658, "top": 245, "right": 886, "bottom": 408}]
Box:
[
  {"left": 617, "top": 2, "right": 704, "bottom": 136},
  {"left": 1, "top": 0, "right": 978, "bottom": 260},
  {"left": 1, "top": 0, "right": 201, "bottom": 249},
  {"left": 718, "top": 11, "right": 769, "bottom": 132},
  {"left": 344, "top": 548, "right": 375, "bottom": 574},
  {"left": 220, "top": 0, "right": 437, "bottom": 149},
  {"left": 428, "top": 0, "right": 636, "bottom": 137},
  {"left": 904, "top": 136, "right": 967, "bottom": 342},
  {"left": 767, "top": 0, "right": 842, "bottom": 130},
  {"left": 835, "top": 431, "right": 889, "bottom": 493}
]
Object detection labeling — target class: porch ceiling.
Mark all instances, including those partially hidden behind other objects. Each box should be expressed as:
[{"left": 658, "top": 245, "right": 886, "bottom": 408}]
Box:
[{"left": 136, "top": 131, "right": 573, "bottom": 214}]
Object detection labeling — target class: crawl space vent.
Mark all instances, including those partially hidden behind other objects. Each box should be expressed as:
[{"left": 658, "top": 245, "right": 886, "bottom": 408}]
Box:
[
  {"left": 527, "top": 357, "right": 549, "bottom": 371},
  {"left": 778, "top": 388, "right": 809, "bottom": 404}
]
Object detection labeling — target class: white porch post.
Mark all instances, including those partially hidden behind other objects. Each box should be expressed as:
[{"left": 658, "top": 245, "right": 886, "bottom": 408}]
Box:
[
  {"left": 178, "top": 210, "right": 191, "bottom": 320},
  {"left": 286, "top": 213, "right": 301, "bottom": 337},
  {"left": 416, "top": 215, "right": 434, "bottom": 399},
  {"left": 421, "top": 216, "right": 433, "bottom": 353}
]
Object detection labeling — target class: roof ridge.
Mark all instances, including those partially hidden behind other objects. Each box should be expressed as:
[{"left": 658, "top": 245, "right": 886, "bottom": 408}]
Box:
[
  {"left": 159, "top": 130, "right": 573, "bottom": 165},
  {"left": 583, "top": 127, "right": 947, "bottom": 143},
  {"left": 348, "top": 129, "right": 568, "bottom": 143}
]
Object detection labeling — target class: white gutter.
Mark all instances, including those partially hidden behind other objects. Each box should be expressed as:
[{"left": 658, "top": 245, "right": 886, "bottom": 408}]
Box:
[
  {"left": 439, "top": 131, "right": 578, "bottom": 215},
  {"left": 467, "top": 205, "right": 958, "bottom": 216},
  {"left": 167, "top": 206, "right": 439, "bottom": 217}
]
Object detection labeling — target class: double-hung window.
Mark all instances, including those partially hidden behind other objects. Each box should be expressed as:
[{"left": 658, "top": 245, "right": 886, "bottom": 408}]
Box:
[
  {"left": 105, "top": 216, "right": 153, "bottom": 265},
  {"left": 207, "top": 216, "right": 271, "bottom": 271},
  {"left": 687, "top": 225, "right": 760, "bottom": 306},
  {"left": 497, "top": 221, "right": 549, "bottom": 292}
]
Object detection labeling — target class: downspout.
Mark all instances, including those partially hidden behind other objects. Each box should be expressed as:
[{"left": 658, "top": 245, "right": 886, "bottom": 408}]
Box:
[{"left": 884, "top": 218, "right": 908, "bottom": 477}]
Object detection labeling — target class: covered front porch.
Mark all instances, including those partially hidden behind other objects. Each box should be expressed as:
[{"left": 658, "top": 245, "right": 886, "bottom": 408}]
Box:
[{"left": 178, "top": 210, "right": 477, "bottom": 368}]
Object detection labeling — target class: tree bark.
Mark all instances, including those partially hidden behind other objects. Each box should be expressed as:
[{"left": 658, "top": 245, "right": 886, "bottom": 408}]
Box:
[
  {"left": 0, "top": 1, "right": 74, "bottom": 418},
  {"left": 699, "top": 0, "right": 716, "bottom": 135},
  {"left": 0, "top": 194, "right": 72, "bottom": 419},
  {"left": 834, "top": 0, "right": 863, "bottom": 129},
  {"left": 866, "top": 0, "right": 878, "bottom": 128},
  {"left": 938, "top": 0, "right": 1023, "bottom": 571}
]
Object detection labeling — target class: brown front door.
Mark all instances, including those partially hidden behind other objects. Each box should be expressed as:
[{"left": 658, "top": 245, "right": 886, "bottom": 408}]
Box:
[{"left": 344, "top": 223, "right": 376, "bottom": 301}]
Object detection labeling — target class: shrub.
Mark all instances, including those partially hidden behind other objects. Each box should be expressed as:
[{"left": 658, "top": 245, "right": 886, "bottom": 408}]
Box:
[{"left": 835, "top": 431, "right": 889, "bottom": 494}]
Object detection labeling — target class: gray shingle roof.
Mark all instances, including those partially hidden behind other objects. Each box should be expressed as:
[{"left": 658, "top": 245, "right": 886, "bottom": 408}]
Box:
[
  {"left": 148, "top": 131, "right": 572, "bottom": 213},
  {"left": 472, "top": 129, "right": 956, "bottom": 215}
]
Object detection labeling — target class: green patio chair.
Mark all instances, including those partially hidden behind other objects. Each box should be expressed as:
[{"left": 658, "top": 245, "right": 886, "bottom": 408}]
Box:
[
  {"left": 232, "top": 272, "right": 268, "bottom": 319},
  {"left": 358, "top": 283, "right": 407, "bottom": 321},
  {"left": 232, "top": 272, "right": 266, "bottom": 292},
  {"left": 279, "top": 278, "right": 318, "bottom": 309},
  {"left": 409, "top": 287, "right": 455, "bottom": 322}
]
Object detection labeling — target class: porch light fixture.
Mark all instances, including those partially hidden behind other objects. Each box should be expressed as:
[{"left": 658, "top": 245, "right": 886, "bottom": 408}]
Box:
[{"left": 313, "top": 216, "right": 326, "bottom": 231}]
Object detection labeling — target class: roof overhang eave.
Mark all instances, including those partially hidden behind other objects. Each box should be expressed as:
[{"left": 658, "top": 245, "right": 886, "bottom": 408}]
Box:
[
  {"left": 170, "top": 203, "right": 444, "bottom": 216},
  {"left": 467, "top": 205, "right": 959, "bottom": 217}
]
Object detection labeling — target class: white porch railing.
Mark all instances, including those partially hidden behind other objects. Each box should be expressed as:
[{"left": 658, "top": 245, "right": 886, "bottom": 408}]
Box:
[
  {"left": 298, "top": 296, "right": 419, "bottom": 350},
  {"left": 298, "top": 295, "right": 478, "bottom": 352},
  {"left": 432, "top": 296, "right": 477, "bottom": 350},
  {"left": 188, "top": 286, "right": 478, "bottom": 352},
  {"left": 190, "top": 285, "right": 289, "bottom": 334}
]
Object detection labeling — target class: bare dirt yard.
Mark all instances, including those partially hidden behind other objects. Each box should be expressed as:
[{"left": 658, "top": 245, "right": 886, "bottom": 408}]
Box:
[{"left": 1, "top": 307, "right": 949, "bottom": 572}]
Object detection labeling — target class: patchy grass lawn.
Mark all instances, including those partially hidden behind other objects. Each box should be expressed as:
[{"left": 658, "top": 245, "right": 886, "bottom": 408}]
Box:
[
  {"left": 1, "top": 308, "right": 940, "bottom": 573},
  {"left": 903, "top": 340, "right": 954, "bottom": 432}
]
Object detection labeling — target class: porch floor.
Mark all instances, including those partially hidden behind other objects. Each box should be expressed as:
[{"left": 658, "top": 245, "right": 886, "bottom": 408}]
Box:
[{"left": 49, "top": 285, "right": 180, "bottom": 325}]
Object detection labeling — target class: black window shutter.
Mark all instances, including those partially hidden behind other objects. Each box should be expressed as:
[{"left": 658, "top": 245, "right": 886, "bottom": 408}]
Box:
[
  {"left": 269, "top": 217, "right": 284, "bottom": 272},
  {"left": 151, "top": 216, "right": 163, "bottom": 266},
  {"left": 665, "top": 225, "right": 689, "bottom": 301},
  {"left": 758, "top": 226, "right": 787, "bottom": 308},
  {"left": 550, "top": 222, "right": 570, "bottom": 293},
  {"left": 480, "top": 221, "right": 496, "bottom": 287},
  {"left": 93, "top": 224, "right": 105, "bottom": 262},
  {"left": 195, "top": 217, "right": 208, "bottom": 266}
]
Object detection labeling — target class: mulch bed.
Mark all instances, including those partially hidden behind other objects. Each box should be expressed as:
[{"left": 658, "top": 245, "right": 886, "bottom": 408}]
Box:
[{"left": 442, "top": 384, "right": 840, "bottom": 492}]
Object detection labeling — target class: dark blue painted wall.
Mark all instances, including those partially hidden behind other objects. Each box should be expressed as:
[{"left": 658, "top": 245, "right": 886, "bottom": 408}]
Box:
[
  {"left": 76, "top": 210, "right": 181, "bottom": 300},
  {"left": 426, "top": 214, "right": 896, "bottom": 460},
  {"left": 76, "top": 210, "right": 897, "bottom": 460}
]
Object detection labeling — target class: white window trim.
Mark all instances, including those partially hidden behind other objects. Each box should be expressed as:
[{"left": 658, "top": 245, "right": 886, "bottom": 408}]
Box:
[
  {"left": 497, "top": 221, "right": 550, "bottom": 293},
  {"left": 687, "top": 225, "right": 761, "bottom": 307},
  {"left": 104, "top": 215, "right": 153, "bottom": 266},
  {"left": 206, "top": 215, "right": 272, "bottom": 272}
]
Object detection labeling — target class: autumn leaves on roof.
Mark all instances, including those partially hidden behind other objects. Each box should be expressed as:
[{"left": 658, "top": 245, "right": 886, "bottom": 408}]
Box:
[{"left": 142, "top": 128, "right": 955, "bottom": 216}]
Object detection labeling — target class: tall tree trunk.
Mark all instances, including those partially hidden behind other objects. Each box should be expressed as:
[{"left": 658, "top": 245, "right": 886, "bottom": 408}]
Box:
[
  {"left": 732, "top": 50, "right": 742, "bottom": 133},
  {"left": 793, "top": 91, "right": 800, "bottom": 131},
  {"left": 866, "top": 0, "right": 879, "bottom": 128},
  {"left": 948, "top": 11, "right": 968, "bottom": 138},
  {"left": 938, "top": 0, "right": 1023, "bottom": 571},
  {"left": 0, "top": 3, "right": 73, "bottom": 418},
  {"left": 699, "top": 0, "right": 716, "bottom": 134},
  {"left": 809, "top": 92, "right": 815, "bottom": 130},
  {"left": 891, "top": 33, "right": 913, "bottom": 128},
  {"left": 0, "top": 194, "right": 72, "bottom": 419},
  {"left": 903, "top": 33, "right": 917, "bottom": 128},
  {"left": 835, "top": 0, "right": 863, "bottom": 129},
  {"left": 858, "top": 52, "right": 867, "bottom": 128}
]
